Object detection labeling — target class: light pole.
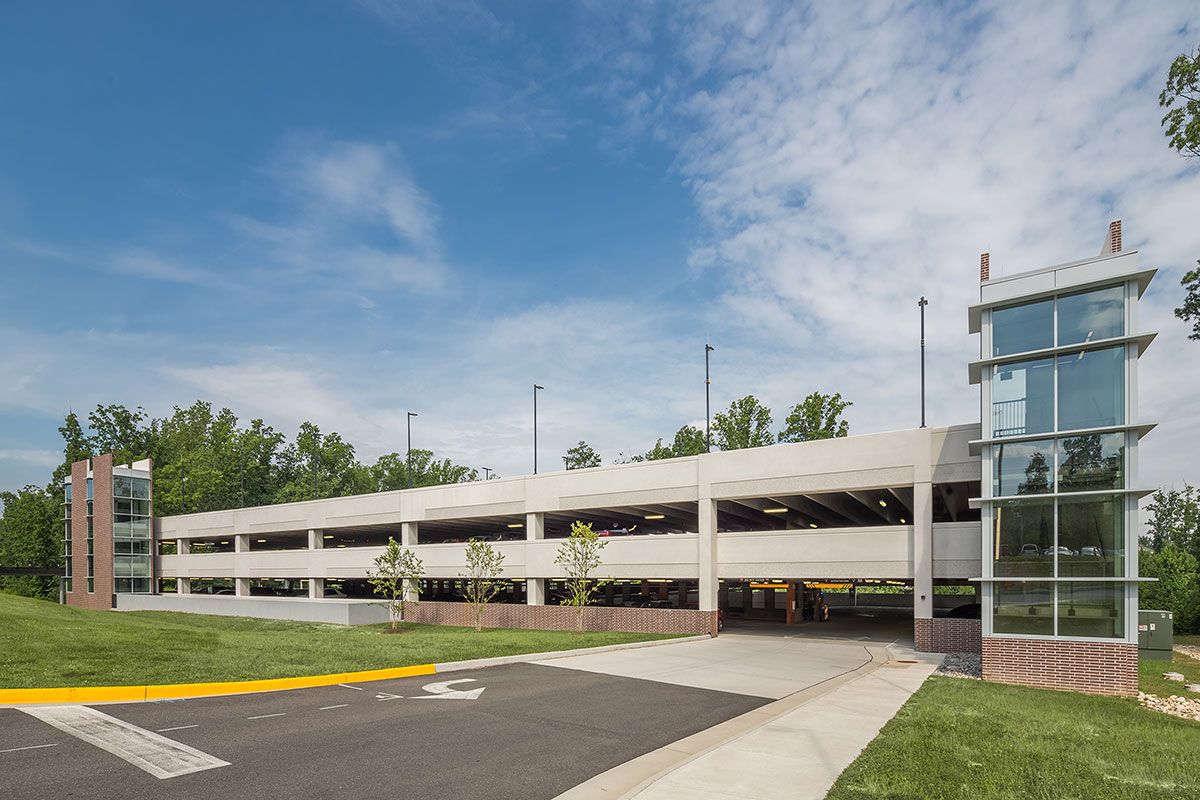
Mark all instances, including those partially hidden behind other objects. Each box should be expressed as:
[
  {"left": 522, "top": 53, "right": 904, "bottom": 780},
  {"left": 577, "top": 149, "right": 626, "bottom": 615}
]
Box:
[
  {"left": 562, "top": 455, "right": 569, "bottom": 471},
  {"left": 705, "top": 343, "right": 715, "bottom": 452},
  {"left": 311, "top": 429, "right": 320, "bottom": 499},
  {"left": 533, "top": 384, "right": 544, "bottom": 474},
  {"left": 239, "top": 437, "right": 245, "bottom": 508},
  {"left": 407, "top": 411, "right": 418, "bottom": 489},
  {"left": 482, "top": 467, "right": 492, "bottom": 481},
  {"left": 918, "top": 297, "right": 929, "bottom": 428}
]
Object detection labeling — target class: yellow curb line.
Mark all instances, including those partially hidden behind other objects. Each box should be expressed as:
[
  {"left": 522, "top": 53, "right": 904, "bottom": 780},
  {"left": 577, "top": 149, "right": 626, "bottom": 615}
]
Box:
[{"left": 0, "top": 663, "right": 438, "bottom": 705}]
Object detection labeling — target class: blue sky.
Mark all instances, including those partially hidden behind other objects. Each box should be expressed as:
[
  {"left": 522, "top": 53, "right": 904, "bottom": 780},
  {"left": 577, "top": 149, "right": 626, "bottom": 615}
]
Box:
[{"left": 2, "top": 0, "right": 1198, "bottom": 497}]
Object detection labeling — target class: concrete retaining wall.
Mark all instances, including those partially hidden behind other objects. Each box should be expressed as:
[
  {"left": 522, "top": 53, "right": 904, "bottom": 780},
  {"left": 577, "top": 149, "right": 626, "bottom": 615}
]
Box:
[
  {"left": 115, "top": 593, "right": 390, "bottom": 625},
  {"left": 404, "top": 600, "right": 718, "bottom": 636}
]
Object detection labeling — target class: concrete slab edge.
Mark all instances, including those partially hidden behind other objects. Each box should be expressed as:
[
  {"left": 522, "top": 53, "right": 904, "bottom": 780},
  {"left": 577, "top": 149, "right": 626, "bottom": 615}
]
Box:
[
  {"left": 553, "top": 643, "right": 893, "bottom": 800},
  {"left": 433, "top": 634, "right": 712, "bottom": 674},
  {"left": 0, "top": 633, "right": 706, "bottom": 707}
]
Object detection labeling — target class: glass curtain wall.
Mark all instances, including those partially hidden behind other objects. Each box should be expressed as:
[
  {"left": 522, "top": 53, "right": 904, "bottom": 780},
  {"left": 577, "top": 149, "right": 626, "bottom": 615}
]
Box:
[
  {"left": 113, "top": 475, "right": 152, "bottom": 593},
  {"left": 988, "top": 284, "right": 1129, "bottom": 639}
]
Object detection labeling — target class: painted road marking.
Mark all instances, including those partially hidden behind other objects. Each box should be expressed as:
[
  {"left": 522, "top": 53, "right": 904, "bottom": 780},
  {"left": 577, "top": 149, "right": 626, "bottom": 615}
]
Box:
[
  {"left": 247, "top": 713, "right": 286, "bottom": 720},
  {"left": 411, "top": 678, "right": 485, "bottom": 700},
  {"left": 0, "top": 743, "right": 59, "bottom": 754},
  {"left": 375, "top": 692, "right": 403, "bottom": 701},
  {"left": 20, "top": 706, "right": 229, "bottom": 779},
  {"left": 157, "top": 725, "right": 198, "bottom": 733},
  {"left": 319, "top": 704, "right": 348, "bottom": 710},
  {"left": 338, "top": 684, "right": 363, "bottom": 690}
]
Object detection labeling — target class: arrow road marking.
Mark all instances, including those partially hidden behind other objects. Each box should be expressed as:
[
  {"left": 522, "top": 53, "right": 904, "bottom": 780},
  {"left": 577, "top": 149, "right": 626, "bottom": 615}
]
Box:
[
  {"left": 375, "top": 692, "right": 403, "bottom": 702},
  {"left": 410, "top": 678, "right": 485, "bottom": 700}
]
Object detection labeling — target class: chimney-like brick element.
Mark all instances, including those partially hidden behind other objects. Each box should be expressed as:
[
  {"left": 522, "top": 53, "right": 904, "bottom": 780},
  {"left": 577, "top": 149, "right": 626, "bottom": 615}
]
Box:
[
  {"left": 1109, "top": 220, "right": 1122, "bottom": 253},
  {"left": 980, "top": 252, "right": 990, "bottom": 282}
]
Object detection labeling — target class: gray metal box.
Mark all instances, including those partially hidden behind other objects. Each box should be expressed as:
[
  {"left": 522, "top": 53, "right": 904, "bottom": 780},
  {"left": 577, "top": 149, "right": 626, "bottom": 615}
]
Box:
[{"left": 1138, "top": 609, "right": 1173, "bottom": 661}]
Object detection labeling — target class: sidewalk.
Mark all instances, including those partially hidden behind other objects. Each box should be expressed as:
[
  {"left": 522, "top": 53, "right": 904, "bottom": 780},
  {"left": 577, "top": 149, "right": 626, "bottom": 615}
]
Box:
[{"left": 556, "top": 642, "right": 940, "bottom": 800}]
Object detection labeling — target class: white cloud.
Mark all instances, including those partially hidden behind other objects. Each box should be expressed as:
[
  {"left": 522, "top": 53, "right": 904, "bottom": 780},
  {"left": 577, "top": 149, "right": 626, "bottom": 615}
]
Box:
[
  {"left": 0, "top": 449, "right": 60, "bottom": 468},
  {"left": 624, "top": 0, "right": 1200, "bottom": 488}
]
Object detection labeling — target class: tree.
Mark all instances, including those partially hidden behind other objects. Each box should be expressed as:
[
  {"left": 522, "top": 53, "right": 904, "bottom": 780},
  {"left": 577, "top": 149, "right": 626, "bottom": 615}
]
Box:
[
  {"left": 1177, "top": 262, "right": 1200, "bottom": 342},
  {"left": 563, "top": 441, "right": 601, "bottom": 470},
  {"left": 672, "top": 425, "right": 707, "bottom": 456},
  {"left": 51, "top": 411, "right": 94, "bottom": 489},
  {"left": 778, "top": 392, "right": 852, "bottom": 443},
  {"left": 555, "top": 521, "right": 611, "bottom": 633},
  {"left": 0, "top": 487, "right": 60, "bottom": 600},
  {"left": 1142, "top": 485, "right": 1200, "bottom": 561},
  {"left": 1160, "top": 45, "right": 1200, "bottom": 159},
  {"left": 1160, "top": 46, "right": 1200, "bottom": 340},
  {"left": 1018, "top": 452, "right": 1051, "bottom": 495},
  {"left": 367, "top": 537, "right": 424, "bottom": 631},
  {"left": 712, "top": 395, "right": 774, "bottom": 450},
  {"left": 1139, "top": 545, "right": 1200, "bottom": 634},
  {"left": 643, "top": 438, "right": 675, "bottom": 461},
  {"left": 459, "top": 538, "right": 506, "bottom": 632}
]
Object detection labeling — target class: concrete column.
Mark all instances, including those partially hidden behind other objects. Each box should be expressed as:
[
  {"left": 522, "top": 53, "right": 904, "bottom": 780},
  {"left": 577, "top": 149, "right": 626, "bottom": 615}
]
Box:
[
  {"left": 177, "top": 539, "right": 190, "bottom": 555},
  {"left": 178, "top": 577, "right": 191, "bottom": 595},
  {"left": 403, "top": 577, "right": 419, "bottom": 603},
  {"left": 525, "top": 512, "right": 544, "bottom": 540},
  {"left": 527, "top": 578, "right": 546, "bottom": 606},
  {"left": 698, "top": 498, "right": 718, "bottom": 612},
  {"left": 308, "top": 577, "right": 324, "bottom": 599},
  {"left": 913, "top": 479, "right": 934, "bottom": 620},
  {"left": 235, "top": 534, "right": 250, "bottom": 553},
  {"left": 235, "top": 577, "right": 250, "bottom": 596},
  {"left": 402, "top": 521, "right": 417, "bottom": 547},
  {"left": 308, "top": 529, "right": 323, "bottom": 549}
]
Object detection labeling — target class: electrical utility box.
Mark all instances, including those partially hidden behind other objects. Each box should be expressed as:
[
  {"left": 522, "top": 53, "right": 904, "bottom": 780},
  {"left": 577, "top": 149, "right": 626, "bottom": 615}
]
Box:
[{"left": 1138, "top": 609, "right": 1173, "bottom": 661}]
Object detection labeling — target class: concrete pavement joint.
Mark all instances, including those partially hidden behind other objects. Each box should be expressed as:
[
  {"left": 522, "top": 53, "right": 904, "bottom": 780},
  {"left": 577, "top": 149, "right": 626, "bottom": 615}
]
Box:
[{"left": 554, "top": 643, "right": 893, "bottom": 800}]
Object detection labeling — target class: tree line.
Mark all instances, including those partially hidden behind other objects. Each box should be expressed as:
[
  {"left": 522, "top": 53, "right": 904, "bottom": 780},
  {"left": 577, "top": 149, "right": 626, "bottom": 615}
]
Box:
[
  {"left": 563, "top": 391, "right": 852, "bottom": 469},
  {"left": 1140, "top": 485, "right": 1200, "bottom": 634}
]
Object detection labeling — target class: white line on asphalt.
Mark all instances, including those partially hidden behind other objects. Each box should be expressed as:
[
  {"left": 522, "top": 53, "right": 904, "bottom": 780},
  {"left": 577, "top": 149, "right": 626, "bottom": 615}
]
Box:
[
  {"left": 338, "top": 684, "right": 363, "bottom": 690},
  {"left": 319, "top": 704, "right": 349, "bottom": 710},
  {"left": 156, "top": 725, "right": 199, "bottom": 733},
  {"left": 247, "top": 713, "right": 286, "bottom": 720},
  {"left": 0, "top": 743, "right": 59, "bottom": 754},
  {"left": 20, "top": 706, "right": 229, "bottom": 779}
]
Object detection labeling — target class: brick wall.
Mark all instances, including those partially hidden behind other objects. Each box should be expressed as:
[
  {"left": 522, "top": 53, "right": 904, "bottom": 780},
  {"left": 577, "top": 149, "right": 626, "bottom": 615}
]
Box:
[
  {"left": 914, "top": 617, "right": 982, "bottom": 653},
  {"left": 404, "top": 601, "right": 718, "bottom": 637},
  {"left": 66, "top": 456, "right": 115, "bottom": 611},
  {"left": 982, "top": 636, "right": 1138, "bottom": 697}
]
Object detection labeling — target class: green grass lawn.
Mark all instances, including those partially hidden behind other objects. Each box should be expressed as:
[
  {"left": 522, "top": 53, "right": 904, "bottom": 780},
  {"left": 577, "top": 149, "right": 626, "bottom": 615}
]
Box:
[
  {"left": 0, "top": 593, "right": 681, "bottom": 688},
  {"left": 827, "top": 676, "right": 1200, "bottom": 800},
  {"left": 1140, "top": 649, "right": 1200, "bottom": 697}
]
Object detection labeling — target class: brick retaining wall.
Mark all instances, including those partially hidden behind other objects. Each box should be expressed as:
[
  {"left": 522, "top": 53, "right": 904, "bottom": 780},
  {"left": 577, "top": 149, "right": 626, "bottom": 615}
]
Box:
[
  {"left": 982, "top": 636, "right": 1138, "bottom": 697},
  {"left": 914, "top": 617, "right": 981, "bottom": 653},
  {"left": 404, "top": 601, "right": 719, "bottom": 637}
]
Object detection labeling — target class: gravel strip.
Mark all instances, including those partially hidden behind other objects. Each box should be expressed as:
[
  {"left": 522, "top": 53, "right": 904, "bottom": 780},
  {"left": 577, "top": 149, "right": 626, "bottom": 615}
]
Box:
[
  {"left": 935, "top": 652, "right": 981, "bottom": 679},
  {"left": 1138, "top": 692, "right": 1200, "bottom": 722},
  {"left": 1174, "top": 643, "right": 1200, "bottom": 661}
]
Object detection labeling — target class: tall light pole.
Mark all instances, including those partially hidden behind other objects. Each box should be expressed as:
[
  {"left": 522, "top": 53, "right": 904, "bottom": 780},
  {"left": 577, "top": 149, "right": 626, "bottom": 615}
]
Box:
[
  {"left": 239, "top": 437, "right": 245, "bottom": 508},
  {"left": 407, "top": 411, "right": 418, "bottom": 490},
  {"left": 482, "top": 467, "right": 492, "bottom": 481},
  {"left": 311, "top": 429, "right": 320, "bottom": 499},
  {"left": 919, "top": 296, "right": 929, "bottom": 428},
  {"left": 705, "top": 343, "right": 715, "bottom": 452},
  {"left": 533, "top": 384, "right": 544, "bottom": 474}
]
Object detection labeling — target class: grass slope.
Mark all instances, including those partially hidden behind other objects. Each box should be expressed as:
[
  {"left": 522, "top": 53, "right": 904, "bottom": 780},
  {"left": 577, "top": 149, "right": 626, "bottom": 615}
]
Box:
[
  {"left": 0, "top": 593, "right": 679, "bottom": 688},
  {"left": 1140, "top": 648, "right": 1200, "bottom": 697},
  {"left": 827, "top": 676, "right": 1200, "bottom": 800}
]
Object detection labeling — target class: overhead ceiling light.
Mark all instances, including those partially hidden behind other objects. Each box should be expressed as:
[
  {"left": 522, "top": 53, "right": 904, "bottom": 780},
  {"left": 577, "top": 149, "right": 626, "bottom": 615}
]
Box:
[
  {"left": 219, "top": 541, "right": 229, "bottom": 545},
  {"left": 878, "top": 500, "right": 887, "bottom": 508},
  {"left": 256, "top": 539, "right": 266, "bottom": 543},
  {"left": 763, "top": 507, "right": 788, "bottom": 514},
  {"left": 507, "top": 523, "right": 524, "bottom": 528},
  {"left": 809, "top": 523, "right": 818, "bottom": 529},
  {"left": 900, "top": 518, "right": 907, "bottom": 524},
  {"left": 323, "top": 535, "right": 333, "bottom": 539},
  {"left": 645, "top": 514, "right": 665, "bottom": 520},
  {"left": 337, "top": 544, "right": 346, "bottom": 548}
]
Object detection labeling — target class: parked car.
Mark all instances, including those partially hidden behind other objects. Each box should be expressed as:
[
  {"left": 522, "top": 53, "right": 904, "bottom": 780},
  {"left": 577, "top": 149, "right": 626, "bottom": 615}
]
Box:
[
  {"left": 1019, "top": 543, "right": 1040, "bottom": 557},
  {"left": 1079, "top": 546, "right": 1104, "bottom": 557},
  {"left": 1042, "top": 546, "right": 1076, "bottom": 557}
]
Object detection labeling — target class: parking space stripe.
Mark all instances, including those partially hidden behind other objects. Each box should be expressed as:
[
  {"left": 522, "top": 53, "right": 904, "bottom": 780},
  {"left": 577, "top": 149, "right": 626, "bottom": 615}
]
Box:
[
  {"left": 319, "top": 704, "right": 348, "bottom": 710},
  {"left": 247, "top": 713, "right": 286, "bottom": 720},
  {"left": 156, "top": 725, "right": 198, "bottom": 732},
  {"left": 0, "top": 743, "right": 59, "bottom": 754},
  {"left": 20, "top": 706, "right": 229, "bottom": 779}
]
